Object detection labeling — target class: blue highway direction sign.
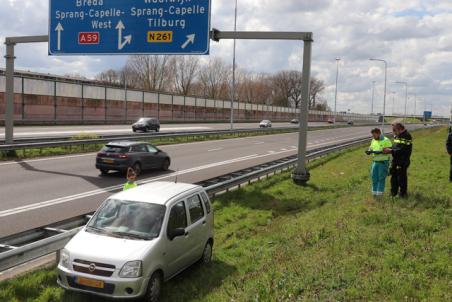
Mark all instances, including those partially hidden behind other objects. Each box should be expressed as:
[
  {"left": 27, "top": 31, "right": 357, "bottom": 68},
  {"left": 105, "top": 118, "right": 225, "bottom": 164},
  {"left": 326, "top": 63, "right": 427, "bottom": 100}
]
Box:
[{"left": 49, "top": 0, "right": 211, "bottom": 55}]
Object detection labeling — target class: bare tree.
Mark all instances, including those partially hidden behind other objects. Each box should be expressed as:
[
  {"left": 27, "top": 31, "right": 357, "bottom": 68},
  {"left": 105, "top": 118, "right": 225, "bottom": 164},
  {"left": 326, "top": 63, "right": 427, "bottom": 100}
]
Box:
[
  {"left": 173, "top": 56, "right": 200, "bottom": 95},
  {"left": 125, "top": 55, "right": 172, "bottom": 91},
  {"left": 237, "top": 71, "right": 272, "bottom": 104},
  {"left": 198, "top": 57, "right": 230, "bottom": 99},
  {"left": 310, "top": 78, "right": 325, "bottom": 109},
  {"left": 95, "top": 69, "right": 120, "bottom": 84}
]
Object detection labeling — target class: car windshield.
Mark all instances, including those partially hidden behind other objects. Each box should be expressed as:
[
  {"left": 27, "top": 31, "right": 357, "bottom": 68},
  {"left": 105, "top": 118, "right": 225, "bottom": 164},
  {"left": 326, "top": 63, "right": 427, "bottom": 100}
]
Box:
[
  {"left": 87, "top": 199, "right": 166, "bottom": 240},
  {"left": 137, "top": 118, "right": 150, "bottom": 123},
  {"left": 101, "top": 146, "right": 128, "bottom": 154}
]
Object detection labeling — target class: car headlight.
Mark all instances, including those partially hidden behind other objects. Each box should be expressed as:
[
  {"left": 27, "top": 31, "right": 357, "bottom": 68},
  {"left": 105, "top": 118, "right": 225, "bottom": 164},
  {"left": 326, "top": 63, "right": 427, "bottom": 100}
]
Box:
[
  {"left": 119, "top": 261, "right": 142, "bottom": 278},
  {"left": 59, "top": 249, "right": 70, "bottom": 269}
]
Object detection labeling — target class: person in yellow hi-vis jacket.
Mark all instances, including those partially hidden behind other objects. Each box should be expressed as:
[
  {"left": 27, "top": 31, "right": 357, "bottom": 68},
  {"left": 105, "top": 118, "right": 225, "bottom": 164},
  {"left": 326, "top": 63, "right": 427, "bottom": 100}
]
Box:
[
  {"left": 123, "top": 167, "right": 138, "bottom": 191},
  {"left": 365, "top": 128, "right": 393, "bottom": 196}
]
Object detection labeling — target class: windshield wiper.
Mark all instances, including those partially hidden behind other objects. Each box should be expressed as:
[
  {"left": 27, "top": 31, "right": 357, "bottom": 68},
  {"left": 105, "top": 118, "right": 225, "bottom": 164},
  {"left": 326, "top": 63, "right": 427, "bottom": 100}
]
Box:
[
  {"left": 111, "top": 231, "right": 148, "bottom": 240},
  {"left": 86, "top": 226, "right": 109, "bottom": 235}
]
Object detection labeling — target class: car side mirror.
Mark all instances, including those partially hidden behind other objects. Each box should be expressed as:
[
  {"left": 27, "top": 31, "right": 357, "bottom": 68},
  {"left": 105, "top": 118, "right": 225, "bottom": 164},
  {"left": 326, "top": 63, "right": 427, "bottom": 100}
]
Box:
[{"left": 169, "top": 228, "right": 185, "bottom": 240}]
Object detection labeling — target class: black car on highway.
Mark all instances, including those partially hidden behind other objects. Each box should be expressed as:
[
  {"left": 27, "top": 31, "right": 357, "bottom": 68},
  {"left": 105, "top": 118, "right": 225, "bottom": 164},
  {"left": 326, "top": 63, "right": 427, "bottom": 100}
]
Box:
[
  {"left": 132, "top": 118, "right": 160, "bottom": 132},
  {"left": 96, "top": 141, "right": 170, "bottom": 175}
]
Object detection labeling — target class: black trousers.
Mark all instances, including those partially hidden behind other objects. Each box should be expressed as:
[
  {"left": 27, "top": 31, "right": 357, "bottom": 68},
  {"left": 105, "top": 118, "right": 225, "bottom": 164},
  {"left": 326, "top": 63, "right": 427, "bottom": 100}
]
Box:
[
  {"left": 391, "top": 164, "right": 409, "bottom": 197},
  {"left": 450, "top": 156, "right": 452, "bottom": 181}
]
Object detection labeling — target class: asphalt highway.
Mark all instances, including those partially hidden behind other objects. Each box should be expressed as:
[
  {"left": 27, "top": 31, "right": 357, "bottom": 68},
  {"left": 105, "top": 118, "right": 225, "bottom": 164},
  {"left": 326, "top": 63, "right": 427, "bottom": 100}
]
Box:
[
  {"left": 0, "top": 125, "right": 392, "bottom": 238},
  {"left": 0, "top": 122, "right": 339, "bottom": 140}
]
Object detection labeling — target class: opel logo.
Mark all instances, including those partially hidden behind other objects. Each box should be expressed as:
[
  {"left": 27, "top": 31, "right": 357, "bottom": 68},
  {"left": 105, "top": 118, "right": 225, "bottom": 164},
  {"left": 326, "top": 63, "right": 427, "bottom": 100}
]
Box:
[{"left": 88, "top": 263, "right": 96, "bottom": 272}]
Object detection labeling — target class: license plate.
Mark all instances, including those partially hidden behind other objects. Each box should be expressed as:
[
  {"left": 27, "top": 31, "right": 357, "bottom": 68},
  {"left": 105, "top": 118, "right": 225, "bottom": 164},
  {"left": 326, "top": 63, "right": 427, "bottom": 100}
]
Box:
[
  {"left": 76, "top": 276, "right": 104, "bottom": 289},
  {"left": 103, "top": 159, "right": 114, "bottom": 164}
]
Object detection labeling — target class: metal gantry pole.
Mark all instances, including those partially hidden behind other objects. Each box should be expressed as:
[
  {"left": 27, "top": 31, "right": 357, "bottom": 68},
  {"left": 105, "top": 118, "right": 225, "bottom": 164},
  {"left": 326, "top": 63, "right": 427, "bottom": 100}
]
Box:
[
  {"left": 230, "top": 0, "right": 238, "bottom": 130},
  {"left": 3, "top": 35, "right": 48, "bottom": 144},
  {"left": 292, "top": 38, "right": 312, "bottom": 185},
  {"left": 4, "top": 41, "right": 15, "bottom": 145},
  {"left": 370, "top": 58, "right": 387, "bottom": 131}
]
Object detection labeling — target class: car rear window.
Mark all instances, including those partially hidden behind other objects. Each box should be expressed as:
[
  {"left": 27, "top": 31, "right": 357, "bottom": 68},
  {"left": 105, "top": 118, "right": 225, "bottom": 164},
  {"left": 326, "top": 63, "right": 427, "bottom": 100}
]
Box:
[{"left": 101, "top": 146, "right": 128, "bottom": 153}]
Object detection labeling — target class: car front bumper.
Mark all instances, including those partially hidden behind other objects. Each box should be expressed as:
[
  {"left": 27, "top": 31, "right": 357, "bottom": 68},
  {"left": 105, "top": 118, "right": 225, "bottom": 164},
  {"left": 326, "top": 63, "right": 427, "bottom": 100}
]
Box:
[{"left": 57, "top": 265, "right": 149, "bottom": 299}]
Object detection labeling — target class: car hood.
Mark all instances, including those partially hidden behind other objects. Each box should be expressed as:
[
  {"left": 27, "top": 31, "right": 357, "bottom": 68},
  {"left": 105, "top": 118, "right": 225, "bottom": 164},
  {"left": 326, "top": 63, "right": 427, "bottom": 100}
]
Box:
[{"left": 65, "top": 229, "right": 156, "bottom": 264}]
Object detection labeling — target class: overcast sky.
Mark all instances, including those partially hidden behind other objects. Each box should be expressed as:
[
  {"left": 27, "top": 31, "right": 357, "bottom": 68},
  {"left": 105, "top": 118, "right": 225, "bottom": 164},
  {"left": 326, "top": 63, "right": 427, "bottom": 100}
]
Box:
[{"left": 1, "top": 0, "right": 452, "bottom": 116}]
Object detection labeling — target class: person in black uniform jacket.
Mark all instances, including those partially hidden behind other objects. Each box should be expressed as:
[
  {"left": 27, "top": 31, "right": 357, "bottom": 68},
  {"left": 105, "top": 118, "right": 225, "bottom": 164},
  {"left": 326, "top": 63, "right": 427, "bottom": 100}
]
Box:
[
  {"left": 447, "top": 127, "right": 452, "bottom": 182},
  {"left": 383, "top": 123, "right": 413, "bottom": 197}
]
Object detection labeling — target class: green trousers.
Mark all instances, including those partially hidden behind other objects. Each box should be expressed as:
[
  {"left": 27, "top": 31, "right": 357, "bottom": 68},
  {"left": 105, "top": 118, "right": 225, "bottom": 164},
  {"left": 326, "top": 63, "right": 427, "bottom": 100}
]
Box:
[{"left": 371, "top": 160, "right": 389, "bottom": 195}]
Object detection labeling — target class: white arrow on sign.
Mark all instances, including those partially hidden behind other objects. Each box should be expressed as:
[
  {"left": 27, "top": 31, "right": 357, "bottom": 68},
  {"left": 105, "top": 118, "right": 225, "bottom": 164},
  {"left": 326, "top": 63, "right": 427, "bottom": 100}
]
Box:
[
  {"left": 116, "top": 20, "right": 132, "bottom": 50},
  {"left": 55, "top": 23, "right": 64, "bottom": 51},
  {"left": 181, "top": 34, "right": 195, "bottom": 49}
]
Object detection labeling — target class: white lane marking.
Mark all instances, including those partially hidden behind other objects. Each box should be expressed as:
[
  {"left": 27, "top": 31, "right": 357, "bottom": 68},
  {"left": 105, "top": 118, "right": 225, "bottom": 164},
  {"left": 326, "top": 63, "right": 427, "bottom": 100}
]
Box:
[
  {"left": 281, "top": 148, "right": 288, "bottom": 151},
  {"left": 208, "top": 148, "right": 223, "bottom": 152},
  {"left": 254, "top": 141, "right": 265, "bottom": 145},
  {"left": 0, "top": 154, "right": 258, "bottom": 217},
  {"left": 0, "top": 134, "right": 374, "bottom": 217}
]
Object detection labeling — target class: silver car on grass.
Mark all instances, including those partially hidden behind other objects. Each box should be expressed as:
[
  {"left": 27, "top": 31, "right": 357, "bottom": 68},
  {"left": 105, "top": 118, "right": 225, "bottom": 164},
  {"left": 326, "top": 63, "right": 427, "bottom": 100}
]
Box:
[{"left": 57, "top": 182, "right": 214, "bottom": 301}]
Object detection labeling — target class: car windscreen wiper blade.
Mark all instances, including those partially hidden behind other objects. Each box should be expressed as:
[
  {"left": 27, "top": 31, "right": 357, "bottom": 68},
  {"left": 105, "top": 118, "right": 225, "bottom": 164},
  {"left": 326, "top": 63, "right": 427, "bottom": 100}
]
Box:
[
  {"left": 86, "top": 226, "right": 107, "bottom": 233},
  {"left": 111, "top": 231, "right": 148, "bottom": 240}
]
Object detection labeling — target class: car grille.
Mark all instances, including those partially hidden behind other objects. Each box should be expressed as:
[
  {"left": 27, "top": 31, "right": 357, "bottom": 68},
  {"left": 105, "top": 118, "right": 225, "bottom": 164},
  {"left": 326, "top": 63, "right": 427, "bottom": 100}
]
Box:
[{"left": 73, "top": 259, "right": 116, "bottom": 277}]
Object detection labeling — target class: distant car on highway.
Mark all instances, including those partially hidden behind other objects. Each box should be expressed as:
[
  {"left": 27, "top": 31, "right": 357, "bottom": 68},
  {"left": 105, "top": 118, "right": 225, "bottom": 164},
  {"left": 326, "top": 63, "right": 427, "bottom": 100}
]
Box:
[
  {"left": 290, "top": 119, "right": 299, "bottom": 124},
  {"left": 57, "top": 181, "right": 214, "bottom": 301},
  {"left": 259, "top": 120, "right": 272, "bottom": 128},
  {"left": 347, "top": 120, "right": 354, "bottom": 126},
  {"left": 327, "top": 117, "right": 335, "bottom": 124},
  {"left": 96, "top": 141, "right": 170, "bottom": 175},
  {"left": 132, "top": 118, "right": 160, "bottom": 133}
]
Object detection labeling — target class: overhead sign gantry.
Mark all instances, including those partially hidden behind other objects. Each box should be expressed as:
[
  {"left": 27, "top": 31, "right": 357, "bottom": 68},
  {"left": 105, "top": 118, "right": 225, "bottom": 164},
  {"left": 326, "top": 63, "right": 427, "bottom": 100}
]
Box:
[{"left": 48, "top": 0, "right": 211, "bottom": 55}]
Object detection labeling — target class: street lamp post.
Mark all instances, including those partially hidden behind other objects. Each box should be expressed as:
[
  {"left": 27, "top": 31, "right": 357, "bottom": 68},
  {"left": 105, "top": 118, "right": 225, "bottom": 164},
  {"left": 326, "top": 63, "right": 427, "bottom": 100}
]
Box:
[
  {"left": 390, "top": 91, "right": 396, "bottom": 115},
  {"left": 334, "top": 58, "right": 340, "bottom": 113},
  {"left": 395, "top": 81, "right": 408, "bottom": 118},
  {"left": 371, "top": 81, "right": 376, "bottom": 114},
  {"left": 369, "top": 58, "right": 387, "bottom": 131}
]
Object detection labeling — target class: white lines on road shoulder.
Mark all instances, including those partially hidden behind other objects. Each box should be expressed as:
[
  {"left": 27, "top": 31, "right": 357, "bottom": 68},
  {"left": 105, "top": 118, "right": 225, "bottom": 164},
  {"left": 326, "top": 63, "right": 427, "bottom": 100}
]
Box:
[
  {"left": 208, "top": 148, "right": 223, "bottom": 152},
  {"left": 254, "top": 141, "right": 265, "bottom": 145}
]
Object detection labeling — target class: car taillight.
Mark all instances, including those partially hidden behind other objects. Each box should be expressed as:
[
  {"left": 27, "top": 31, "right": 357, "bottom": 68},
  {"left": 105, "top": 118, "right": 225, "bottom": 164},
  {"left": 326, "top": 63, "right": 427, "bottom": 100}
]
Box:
[{"left": 97, "top": 152, "right": 106, "bottom": 157}]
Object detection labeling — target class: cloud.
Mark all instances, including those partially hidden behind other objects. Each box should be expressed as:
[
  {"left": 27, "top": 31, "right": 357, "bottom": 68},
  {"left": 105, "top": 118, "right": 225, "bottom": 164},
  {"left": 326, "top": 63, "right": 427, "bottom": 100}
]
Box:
[{"left": 0, "top": 0, "right": 451, "bottom": 115}]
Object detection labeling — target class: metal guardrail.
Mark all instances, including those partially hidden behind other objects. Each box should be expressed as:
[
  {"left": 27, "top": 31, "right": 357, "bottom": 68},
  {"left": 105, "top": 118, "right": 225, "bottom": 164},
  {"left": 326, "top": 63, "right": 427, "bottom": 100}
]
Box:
[
  {"left": 0, "top": 127, "right": 300, "bottom": 152},
  {"left": 0, "top": 135, "right": 371, "bottom": 272}
]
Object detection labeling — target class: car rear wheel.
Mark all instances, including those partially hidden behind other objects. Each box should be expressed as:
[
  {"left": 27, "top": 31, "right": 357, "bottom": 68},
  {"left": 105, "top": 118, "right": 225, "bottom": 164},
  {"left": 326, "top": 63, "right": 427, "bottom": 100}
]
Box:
[
  {"left": 144, "top": 272, "right": 162, "bottom": 302},
  {"left": 132, "top": 162, "right": 142, "bottom": 176},
  {"left": 161, "top": 158, "right": 170, "bottom": 171},
  {"left": 155, "top": 127, "right": 160, "bottom": 132}
]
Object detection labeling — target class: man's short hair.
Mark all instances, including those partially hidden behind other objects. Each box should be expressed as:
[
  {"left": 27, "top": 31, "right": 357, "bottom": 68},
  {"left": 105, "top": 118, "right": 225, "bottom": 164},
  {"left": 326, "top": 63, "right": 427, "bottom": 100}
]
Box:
[
  {"left": 393, "top": 123, "right": 405, "bottom": 130},
  {"left": 371, "top": 128, "right": 381, "bottom": 134}
]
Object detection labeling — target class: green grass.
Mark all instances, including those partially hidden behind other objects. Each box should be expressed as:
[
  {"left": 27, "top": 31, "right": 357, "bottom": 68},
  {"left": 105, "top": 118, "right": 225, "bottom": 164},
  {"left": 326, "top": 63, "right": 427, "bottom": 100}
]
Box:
[
  {"left": 1, "top": 127, "right": 450, "bottom": 301},
  {"left": 0, "top": 125, "right": 349, "bottom": 161}
]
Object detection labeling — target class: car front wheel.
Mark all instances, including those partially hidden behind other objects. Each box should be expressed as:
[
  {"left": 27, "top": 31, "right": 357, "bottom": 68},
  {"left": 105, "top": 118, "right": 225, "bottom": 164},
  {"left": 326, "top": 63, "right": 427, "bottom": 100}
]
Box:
[
  {"left": 161, "top": 158, "right": 170, "bottom": 171},
  {"left": 144, "top": 272, "right": 162, "bottom": 302},
  {"left": 200, "top": 241, "right": 213, "bottom": 264}
]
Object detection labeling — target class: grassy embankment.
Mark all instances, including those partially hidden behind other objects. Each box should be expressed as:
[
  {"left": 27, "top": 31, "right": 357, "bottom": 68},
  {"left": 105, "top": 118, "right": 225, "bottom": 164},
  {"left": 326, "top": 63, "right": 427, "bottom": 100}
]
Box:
[
  {"left": 0, "top": 125, "right": 351, "bottom": 161},
  {"left": 0, "top": 127, "right": 450, "bottom": 301}
]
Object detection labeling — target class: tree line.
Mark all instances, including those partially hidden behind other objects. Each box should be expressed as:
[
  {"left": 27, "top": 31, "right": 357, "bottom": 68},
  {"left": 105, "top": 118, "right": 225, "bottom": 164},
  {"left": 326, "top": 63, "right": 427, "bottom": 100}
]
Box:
[{"left": 96, "top": 55, "right": 329, "bottom": 110}]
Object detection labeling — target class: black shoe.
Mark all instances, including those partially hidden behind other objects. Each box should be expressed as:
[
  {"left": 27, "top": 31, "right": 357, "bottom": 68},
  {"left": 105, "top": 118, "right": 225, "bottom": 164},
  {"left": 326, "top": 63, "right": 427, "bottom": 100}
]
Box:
[{"left": 399, "top": 194, "right": 408, "bottom": 198}]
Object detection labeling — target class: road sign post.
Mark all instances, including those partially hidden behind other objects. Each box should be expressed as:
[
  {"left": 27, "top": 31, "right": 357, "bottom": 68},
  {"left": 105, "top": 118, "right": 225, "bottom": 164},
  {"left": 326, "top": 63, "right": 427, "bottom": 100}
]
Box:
[{"left": 48, "top": 0, "right": 211, "bottom": 55}]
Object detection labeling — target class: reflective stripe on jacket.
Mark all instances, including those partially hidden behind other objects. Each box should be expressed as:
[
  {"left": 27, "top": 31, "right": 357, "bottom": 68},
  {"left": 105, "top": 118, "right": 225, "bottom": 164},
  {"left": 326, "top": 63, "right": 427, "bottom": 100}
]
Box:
[
  {"left": 370, "top": 136, "right": 392, "bottom": 161},
  {"left": 123, "top": 182, "right": 138, "bottom": 191}
]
